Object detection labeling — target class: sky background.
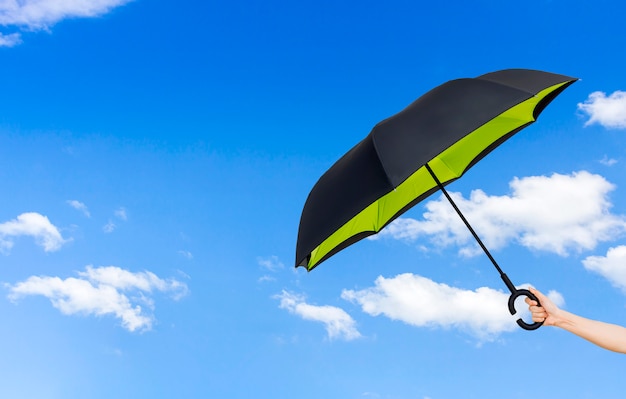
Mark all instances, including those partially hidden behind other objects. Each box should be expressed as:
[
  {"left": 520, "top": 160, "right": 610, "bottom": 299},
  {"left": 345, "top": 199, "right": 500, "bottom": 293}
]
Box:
[{"left": 1, "top": 1, "right": 626, "bottom": 398}]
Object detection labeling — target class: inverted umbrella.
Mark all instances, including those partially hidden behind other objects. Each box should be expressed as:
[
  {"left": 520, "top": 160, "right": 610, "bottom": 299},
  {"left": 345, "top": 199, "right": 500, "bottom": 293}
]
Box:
[{"left": 295, "top": 69, "right": 577, "bottom": 330}]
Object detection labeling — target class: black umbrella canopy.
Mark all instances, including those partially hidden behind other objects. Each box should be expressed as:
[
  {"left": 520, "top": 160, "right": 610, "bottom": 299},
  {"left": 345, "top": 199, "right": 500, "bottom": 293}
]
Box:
[{"left": 296, "top": 69, "right": 577, "bottom": 270}]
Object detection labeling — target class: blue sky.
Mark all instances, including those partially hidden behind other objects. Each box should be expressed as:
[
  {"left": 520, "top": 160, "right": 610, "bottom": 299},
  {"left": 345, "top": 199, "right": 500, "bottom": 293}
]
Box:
[{"left": 2, "top": 0, "right": 626, "bottom": 398}]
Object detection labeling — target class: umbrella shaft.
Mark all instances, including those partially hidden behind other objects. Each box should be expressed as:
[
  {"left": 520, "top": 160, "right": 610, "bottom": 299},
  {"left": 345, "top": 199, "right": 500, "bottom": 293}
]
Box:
[{"left": 424, "top": 163, "right": 507, "bottom": 279}]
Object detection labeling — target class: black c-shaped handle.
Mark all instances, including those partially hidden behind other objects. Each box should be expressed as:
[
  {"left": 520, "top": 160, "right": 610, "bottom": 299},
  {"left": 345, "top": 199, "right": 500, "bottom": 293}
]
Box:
[{"left": 507, "top": 288, "right": 543, "bottom": 330}]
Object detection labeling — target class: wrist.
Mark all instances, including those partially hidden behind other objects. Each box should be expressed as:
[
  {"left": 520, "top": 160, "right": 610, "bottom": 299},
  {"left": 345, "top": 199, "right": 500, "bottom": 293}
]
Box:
[{"left": 550, "top": 309, "right": 573, "bottom": 328}]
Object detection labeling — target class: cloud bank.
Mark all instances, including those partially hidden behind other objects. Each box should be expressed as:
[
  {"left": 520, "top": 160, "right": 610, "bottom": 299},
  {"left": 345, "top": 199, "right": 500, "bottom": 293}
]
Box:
[
  {"left": 7, "top": 265, "right": 188, "bottom": 332},
  {"left": 374, "top": 171, "right": 626, "bottom": 257},
  {"left": 342, "top": 273, "right": 515, "bottom": 340},
  {"left": 275, "top": 290, "right": 361, "bottom": 341},
  {"left": 342, "top": 273, "right": 565, "bottom": 341},
  {"left": 0, "top": 0, "right": 133, "bottom": 46},
  {"left": 578, "top": 91, "right": 626, "bottom": 129}
]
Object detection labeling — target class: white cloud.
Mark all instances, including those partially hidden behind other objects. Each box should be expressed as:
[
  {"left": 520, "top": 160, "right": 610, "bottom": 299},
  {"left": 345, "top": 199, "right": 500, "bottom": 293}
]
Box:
[
  {"left": 342, "top": 273, "right": 518, "bottom": 341},
  {"left": 102, "top": 207, "right": 127, "bottom": 233},
  {"left": 578, "top": 91, "right": 626, "bottom": 129},
  {"left": 66, "top": 200, "right": 90, "bottom": 218},
  {"left": 0, "top": 0, "right": 132, "bottom": 46},
  {"left": 600, "top": 155, "right": 618, "bottom": 166},
  {"left": 275, "top": 290, "right": 361, "bottom": 341},
  {"left": 7, "top": 265, "right": 188, "bottom": 332},
  {"left": 258, "top": 256, "right": 285, "bottom": 283},
  {"left": 258, "top": 275, "right": 276, "bottom": 283},
  {"left": 0, "top": 31, "right": 20, "bottom": 46},
  {"left": 114, "top": 207, "right": 127, "bottom": 221},
  {"left": 375, "top": 171, "right": 626, "bottom": 256},
  {"left": 0, "top": 212, "right": 68, "bottom": 253},
  {"left": 258, "top": 255, "right": 284, "bottom": 272},
  {"left": 79, "top": 265, "right": 188, "bottom": 299},
  {"left": 103, "top": 220, "right": 116, "bottom": 233},
  {"left": 582, "top": 246, "right": 626, "bottom": 292},
  {"left": 177, "top": 250, "right": 193, "bottom": 260}
]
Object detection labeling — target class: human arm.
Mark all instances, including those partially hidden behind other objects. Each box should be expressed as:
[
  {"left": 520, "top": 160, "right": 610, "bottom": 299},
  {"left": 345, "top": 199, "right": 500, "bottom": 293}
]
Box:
[{"left": 526, "top": 287, "right": 626, "bottom": 354}]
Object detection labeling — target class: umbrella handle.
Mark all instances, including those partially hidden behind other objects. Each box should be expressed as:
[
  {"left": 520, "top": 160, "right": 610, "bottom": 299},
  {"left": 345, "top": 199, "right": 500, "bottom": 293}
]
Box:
[{"left": 507, "top": 289, "right": 544, "bottom": 330}]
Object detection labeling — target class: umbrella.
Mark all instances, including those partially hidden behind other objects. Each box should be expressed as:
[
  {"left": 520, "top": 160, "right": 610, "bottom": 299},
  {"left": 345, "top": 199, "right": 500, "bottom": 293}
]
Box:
[{"left": 295, "top": 69, "right": 577, "bottom": 330}]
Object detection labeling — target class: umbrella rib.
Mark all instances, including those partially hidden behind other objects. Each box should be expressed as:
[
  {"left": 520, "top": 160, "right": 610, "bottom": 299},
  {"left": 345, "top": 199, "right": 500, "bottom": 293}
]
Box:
[{"left": 424, "top": 163, "right": 517, "bottom": 294}]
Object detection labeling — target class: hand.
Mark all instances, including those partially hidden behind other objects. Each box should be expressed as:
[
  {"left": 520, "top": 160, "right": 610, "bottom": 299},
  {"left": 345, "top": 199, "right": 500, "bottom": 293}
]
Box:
[
  {"left": 526, "top": 287, "right": 626, "bottom": 353},
  {"left": 525, "top": 287, "right": 561, "bottom": 326}
]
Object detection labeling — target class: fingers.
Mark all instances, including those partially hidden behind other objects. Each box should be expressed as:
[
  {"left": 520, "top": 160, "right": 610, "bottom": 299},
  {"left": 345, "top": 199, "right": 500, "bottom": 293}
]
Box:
[
  {"left": 526, "top": 286, "right": 557, "bottom": 324},
  {"left": 532, "top": 313, "right": 547, "bottom": 323},
  {"left": 527, "top": 302, "right": 548, "bottom": 322},
  {"left": 525, "top": 292, "right": 547, "bottom": 322},
  {"left": 527, "top": 305, "right": 547, "bottom": 322},
  {"left": 525, "top": 296, "right": 537, "bottom": 306}
]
